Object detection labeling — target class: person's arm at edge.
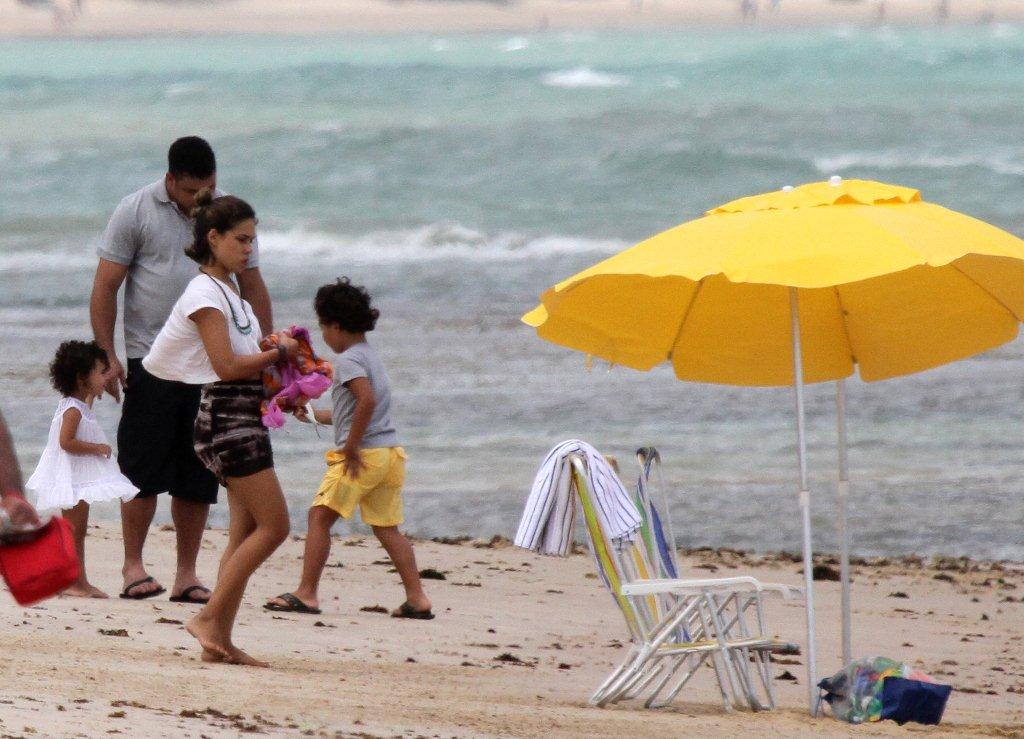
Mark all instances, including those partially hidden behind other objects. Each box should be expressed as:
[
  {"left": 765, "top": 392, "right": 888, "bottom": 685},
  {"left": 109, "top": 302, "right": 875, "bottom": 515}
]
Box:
[
  {"left": 0, "top": 409, "right": 40, "bottom": 527},
  {"left": 340, "top": 376, "right": 375, "bottom": 479},
  {"left": 191, "top": 308, "right": 294, "bottom": 381},
  {"left": 237, "top": 267, "right": 273, "bottom": 338},
  {"left": 90, "top": 259, "right": 130, "bottom": 401}
]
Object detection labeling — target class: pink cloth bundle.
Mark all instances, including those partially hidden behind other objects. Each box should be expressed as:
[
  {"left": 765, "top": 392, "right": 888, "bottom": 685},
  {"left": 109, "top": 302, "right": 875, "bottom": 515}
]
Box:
[{"left": 260, "top": 326, "right": 333, "bottom": 428}]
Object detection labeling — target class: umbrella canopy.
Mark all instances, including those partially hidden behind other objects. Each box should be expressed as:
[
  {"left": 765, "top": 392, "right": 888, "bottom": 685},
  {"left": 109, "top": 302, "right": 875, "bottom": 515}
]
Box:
[
  {"left": 522, "top": 177, "right": 1024, "bottom": 714},
  {"left": 524, "top": 179, "right": 1024, "bottom": 386}
]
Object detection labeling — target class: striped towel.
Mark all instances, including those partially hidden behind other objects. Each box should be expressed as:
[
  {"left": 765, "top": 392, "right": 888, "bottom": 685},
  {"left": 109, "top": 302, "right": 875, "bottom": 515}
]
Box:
[{"left": 515, "top": 439, "right": 642, "bottom": 556}]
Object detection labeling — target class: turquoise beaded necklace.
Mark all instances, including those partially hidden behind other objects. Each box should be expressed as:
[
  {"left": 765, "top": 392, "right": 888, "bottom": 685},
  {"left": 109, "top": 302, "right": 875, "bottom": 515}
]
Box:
[{"left": 202, "top": 272, "right": 253, "bottom": 336}]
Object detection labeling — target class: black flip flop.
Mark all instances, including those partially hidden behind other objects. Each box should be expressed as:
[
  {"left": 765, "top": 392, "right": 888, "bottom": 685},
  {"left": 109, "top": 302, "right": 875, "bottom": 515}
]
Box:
[
  {"left": 390, "top": 602, "right": 434, "bottom": 620},
  {"left": 169, "top": 585, "right": 211, "bottom": 604},
  {"left": 119, "top": 576, "right": 166, "bottom": 600},
  {"left": 263, "top": 592, "right": 321, "bottom": 615}
]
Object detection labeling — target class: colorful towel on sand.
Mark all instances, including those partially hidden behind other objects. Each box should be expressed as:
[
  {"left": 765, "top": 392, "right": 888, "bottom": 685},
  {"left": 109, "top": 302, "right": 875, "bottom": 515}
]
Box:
[
  {"left": 260, "top": 326, "right": 333, "bottom": 428},
  {"left": 818, "top": 657, "right": 946, "bottom": 724}
]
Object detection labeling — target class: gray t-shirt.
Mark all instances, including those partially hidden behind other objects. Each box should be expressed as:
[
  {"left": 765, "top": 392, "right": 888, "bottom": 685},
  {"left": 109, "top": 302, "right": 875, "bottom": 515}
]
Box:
[
  {"left": 96, "top": 180, "right": 260, "bottom": 359},
  {"left": 330, "top": 342, "right": 399, "bottom": 449}
]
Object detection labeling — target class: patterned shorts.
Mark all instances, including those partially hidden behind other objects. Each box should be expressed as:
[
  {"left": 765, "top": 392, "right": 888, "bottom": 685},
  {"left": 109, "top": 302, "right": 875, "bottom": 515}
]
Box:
[{"left": 193, "top": 381, "right": 273, "bottom": 484}]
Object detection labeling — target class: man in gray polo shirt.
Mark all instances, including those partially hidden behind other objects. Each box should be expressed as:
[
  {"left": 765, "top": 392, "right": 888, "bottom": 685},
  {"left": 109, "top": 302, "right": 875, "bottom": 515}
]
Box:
[{"left": 90, "top": 136, "right": 272, "bottom": 602}]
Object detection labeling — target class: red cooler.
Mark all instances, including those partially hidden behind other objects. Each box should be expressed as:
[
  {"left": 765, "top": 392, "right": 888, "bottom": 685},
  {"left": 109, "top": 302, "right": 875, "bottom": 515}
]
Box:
[{"left": 0, "top": 517, "right": 80, "bottom": 605}]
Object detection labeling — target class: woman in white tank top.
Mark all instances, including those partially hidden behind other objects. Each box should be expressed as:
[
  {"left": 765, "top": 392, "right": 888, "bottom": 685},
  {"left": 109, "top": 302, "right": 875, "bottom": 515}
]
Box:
[{"left": 145, "top": 190, "right": 298, "bottom": 667}]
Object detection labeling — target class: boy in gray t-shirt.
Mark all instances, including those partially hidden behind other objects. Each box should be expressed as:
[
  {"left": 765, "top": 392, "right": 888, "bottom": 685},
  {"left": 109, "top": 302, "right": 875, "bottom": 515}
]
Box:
[
  {"left": 265, "top": 278, "right": 433, "bottom": 619},
  {"left": 330, "top": 342, "right": 399, "bottom": 451}
]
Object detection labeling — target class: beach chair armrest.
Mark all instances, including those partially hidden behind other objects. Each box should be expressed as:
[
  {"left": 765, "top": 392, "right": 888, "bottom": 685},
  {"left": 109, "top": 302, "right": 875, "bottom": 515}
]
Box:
[
  {"left": 622, "top": 577, "right": 803, "bottom": 600},
  {"left": 756, "top": 583, "right": 805, "bottom": 601},
  {"left": 621, "top": 576, "right": 764, "bottom": 596}
]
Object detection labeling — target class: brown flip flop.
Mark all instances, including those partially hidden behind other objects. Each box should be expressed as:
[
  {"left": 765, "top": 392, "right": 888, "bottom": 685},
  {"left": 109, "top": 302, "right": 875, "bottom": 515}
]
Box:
[
  {"left": 263, "top": 592, "right": 321, "bottom": 615},
  {"left": 391, "top": 602, "right": 434, "bottom": 620},
  {"left": 169, "top": 585, "right": 211, "bottom": 604},
  {"left": 119, "top": 576, "right": 166, "bottom": 600}
]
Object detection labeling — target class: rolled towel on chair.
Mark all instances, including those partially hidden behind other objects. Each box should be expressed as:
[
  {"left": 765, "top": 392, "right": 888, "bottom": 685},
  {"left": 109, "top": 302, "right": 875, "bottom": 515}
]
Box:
[{"left": 515, "top": 439, "right": 641, "bottom": 556}]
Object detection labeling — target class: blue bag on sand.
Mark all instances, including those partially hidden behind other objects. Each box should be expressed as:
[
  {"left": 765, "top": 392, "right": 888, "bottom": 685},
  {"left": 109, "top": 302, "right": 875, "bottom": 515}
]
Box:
[
  {"left": 879, "top": 677, "right": 952, "bottom": 725},
  {"left": 818, "top": 657, "right": 951, "bottom": 725}
]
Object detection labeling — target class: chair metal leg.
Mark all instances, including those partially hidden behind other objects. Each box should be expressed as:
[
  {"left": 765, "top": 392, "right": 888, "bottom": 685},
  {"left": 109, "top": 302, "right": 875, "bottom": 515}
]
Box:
[
  {"left": 598, "top": 645, "right": 656, "bottom": 706},
  {"left": 730, "top": 599, "right": 766, "bottom": 710},
  {"left": 646, "top": 653, "right": 707, "bottom": 709},
  {"left": 590, "top": 645, "right": 641, "bottom": 706},
  {"left": 697, "top": 596, "right": 741, "bottom": 711},
  {"left": 755, "top": 650, "right": 777, "bottom": 709},
  {"left": 621, "top": 658, "right": 666, "bottom": 700}
]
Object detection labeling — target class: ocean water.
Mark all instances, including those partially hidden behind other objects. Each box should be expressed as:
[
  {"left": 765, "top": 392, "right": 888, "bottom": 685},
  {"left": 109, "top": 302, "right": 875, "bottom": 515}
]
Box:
[{"left": 3, "top": 27, "right": 1024, "bottom": 559}]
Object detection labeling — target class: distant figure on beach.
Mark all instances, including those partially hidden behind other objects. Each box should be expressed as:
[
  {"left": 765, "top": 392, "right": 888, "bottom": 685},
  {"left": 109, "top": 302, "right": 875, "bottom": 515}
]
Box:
[
  {"left": 935, "top": 0, "right": 949, "bottom": 23},
  {"left": 143, "top": 190, "right": 296, "bottom": 665},
  {"left": 740, "top": 0, "right": 757, "bottom": 22},
  {"left": 24, "top": 341, "right": 138, "bottom": 598},
  {"left": 265, "top": 279, "right": 433, "bottom": 620},
  {"left": 875, "top": 0, "right": 887, "bottom": 24},
  {"left": 0, "top": 409, "right": 40, "bottom": 534},
  {"left": 90, "top": 136, "right": 272, "bottom": 603}
]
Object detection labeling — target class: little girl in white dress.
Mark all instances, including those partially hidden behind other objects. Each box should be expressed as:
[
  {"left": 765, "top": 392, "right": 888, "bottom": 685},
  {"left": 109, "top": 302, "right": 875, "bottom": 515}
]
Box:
[{"left": 26, "top": 341, "right": 138, "bottom": 598}]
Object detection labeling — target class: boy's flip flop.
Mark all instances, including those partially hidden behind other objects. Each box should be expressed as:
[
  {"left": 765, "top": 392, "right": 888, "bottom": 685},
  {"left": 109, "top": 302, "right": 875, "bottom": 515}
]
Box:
[
  {"left": 390, "top": 602, "right": 435, "bottom": 620},
  {"left": 119, "top": 576, "right": 166, "bottom": 600},
  {"left": 169, "top": 585, "right": 211, "bottom": 604},
  {"left": 263, "top": 592, "right": 321, "bottom": 615}
]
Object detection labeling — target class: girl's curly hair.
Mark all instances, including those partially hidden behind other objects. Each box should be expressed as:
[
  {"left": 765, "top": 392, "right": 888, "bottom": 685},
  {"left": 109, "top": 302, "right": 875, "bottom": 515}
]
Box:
[
  {"left": 49, "top": 341, "right": 109, "bottom": 397},
  {"left": 314, "top": 278, "right": 380, "bottom": 333}
]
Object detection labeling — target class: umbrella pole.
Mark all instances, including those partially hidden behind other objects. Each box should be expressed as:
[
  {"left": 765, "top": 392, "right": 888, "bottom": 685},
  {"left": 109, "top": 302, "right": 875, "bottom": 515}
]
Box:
[
  {"left": 836, "top": 380, "right": 851, "bottom": 667},
  {"left": 790, "top": 288, "right": 817, "bottom": 715}
]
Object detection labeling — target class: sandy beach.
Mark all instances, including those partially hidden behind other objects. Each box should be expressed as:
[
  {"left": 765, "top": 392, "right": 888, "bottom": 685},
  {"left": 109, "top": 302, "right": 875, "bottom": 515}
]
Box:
[
  {"left": 4, "top": 3, "right": 1024, "bottom": 735},
  {"left": 1, "top": 523, "right": 1022, "bottom": 737},
  {"left": 2, "top": 0, "right": 1024, "bottom": 37}
]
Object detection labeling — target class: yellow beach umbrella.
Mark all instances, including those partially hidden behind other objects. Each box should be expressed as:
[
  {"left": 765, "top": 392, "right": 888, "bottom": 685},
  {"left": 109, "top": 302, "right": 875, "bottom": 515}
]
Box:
[{"left": 523, "top": 178, "right": 1024, "bottom": 713}]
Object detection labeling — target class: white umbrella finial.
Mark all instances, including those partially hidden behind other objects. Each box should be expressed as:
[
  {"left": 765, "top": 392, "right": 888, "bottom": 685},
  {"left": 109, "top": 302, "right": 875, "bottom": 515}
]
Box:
[
  {"left": 829, "top": 175, "right": 843, "bottom": 187},
  {"left": 782, "top": 185, "right": 795, "bottom": 192}
]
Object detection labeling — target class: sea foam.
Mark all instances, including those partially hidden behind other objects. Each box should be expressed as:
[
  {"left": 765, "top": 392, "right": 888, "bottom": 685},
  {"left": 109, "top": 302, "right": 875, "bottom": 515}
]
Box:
[
  {"left": 540, "top": 67, "right": 630, "bottom": 89},
  {"left": 257, "top": 223, "right": 625, "bottom": 264},
  {"left": 814, "top": 151, "right": 1024, "bottom": 177}
]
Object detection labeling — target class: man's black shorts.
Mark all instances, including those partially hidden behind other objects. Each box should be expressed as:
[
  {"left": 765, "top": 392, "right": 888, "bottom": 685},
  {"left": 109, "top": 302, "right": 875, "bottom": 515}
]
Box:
[{"left": 117, "top": 359, "right": 219, "bottom": 504}]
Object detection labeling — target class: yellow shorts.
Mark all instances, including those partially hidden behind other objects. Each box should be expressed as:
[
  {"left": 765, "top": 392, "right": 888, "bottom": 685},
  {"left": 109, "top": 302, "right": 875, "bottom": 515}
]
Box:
[{"left": 312, "top": 447, "right": 406, "bottom": 527}]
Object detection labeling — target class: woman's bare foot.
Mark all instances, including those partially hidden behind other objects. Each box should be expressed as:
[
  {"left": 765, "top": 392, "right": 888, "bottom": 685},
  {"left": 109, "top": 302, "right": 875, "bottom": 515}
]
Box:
[
  {"left": 186, "top": 616, "right": 230, "bottom": 660},
  {"left": 62, "top": 582, "right": 109, "bottom": 599},
  {"left": 225, "top": 645, "right": 269, "bottom": 668},
  {"left": 197, "top": 643, "right": 267, "bottom": 668},
  {"left": 200, "top": 648, "right": 225, "bottom": 663}
]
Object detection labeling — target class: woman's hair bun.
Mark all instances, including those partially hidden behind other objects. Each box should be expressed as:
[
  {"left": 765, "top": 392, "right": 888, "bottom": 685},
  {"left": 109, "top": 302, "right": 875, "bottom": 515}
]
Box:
[
  {"left": 185, "top": 193, "right": 256, "bottom": 265},
  {"left": 190, "top": 187, "right": 215, "bottom": 218}
]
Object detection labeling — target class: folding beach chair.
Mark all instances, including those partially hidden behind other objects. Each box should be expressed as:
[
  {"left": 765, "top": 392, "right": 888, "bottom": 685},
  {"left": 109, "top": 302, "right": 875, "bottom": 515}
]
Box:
[
  {"left": 633, "top": 448, "right": 804, "bottom": 710},
  {"left": 569, "top": 450, "right": 802, "bottom": 712}
]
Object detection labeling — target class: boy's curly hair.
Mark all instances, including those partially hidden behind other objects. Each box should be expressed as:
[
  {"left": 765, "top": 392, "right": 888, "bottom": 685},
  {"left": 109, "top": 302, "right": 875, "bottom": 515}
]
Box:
[
  {"left": 314, "top": 278, "right": 380, "bottom": 333},
  {"left": 49, "top": 341, "right": 109, "bottom": 397}
]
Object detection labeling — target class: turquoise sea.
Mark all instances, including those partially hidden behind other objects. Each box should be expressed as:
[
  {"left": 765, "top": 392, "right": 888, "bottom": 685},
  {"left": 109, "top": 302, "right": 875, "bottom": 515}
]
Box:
[{"left": 3, "top": 27, "right": 1024, "bottom": 558}]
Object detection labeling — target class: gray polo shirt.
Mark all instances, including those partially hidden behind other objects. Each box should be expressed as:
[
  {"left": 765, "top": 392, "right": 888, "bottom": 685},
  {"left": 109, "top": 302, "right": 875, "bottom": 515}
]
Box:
[
  {"left": 96, "top": 180, "right": 260, "bottom": 359},
  {"left": 331, "top": 342, "right": 400, "bottom": 449}
]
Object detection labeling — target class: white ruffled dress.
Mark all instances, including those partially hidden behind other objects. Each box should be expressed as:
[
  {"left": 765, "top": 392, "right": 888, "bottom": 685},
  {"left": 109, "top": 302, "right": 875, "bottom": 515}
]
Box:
[{"left": 26, "top": 397, "right": 138, "bottom": 511}]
